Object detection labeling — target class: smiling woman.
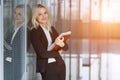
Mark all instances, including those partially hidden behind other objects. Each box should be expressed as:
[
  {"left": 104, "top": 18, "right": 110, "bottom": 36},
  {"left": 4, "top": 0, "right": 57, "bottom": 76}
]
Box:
[{"left": 30, "top": 4, "right": 68, "bottom": 80}]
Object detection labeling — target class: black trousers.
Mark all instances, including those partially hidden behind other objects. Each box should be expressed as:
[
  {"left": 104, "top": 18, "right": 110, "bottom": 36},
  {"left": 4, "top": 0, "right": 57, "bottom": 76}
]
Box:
[{"left": 41, "top": 62, "right": 66, "bottom": 80}]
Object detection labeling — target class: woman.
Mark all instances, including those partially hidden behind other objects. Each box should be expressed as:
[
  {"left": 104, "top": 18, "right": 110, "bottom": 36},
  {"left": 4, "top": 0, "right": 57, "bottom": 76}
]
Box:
[
  {"left": 4, "top": 4, "right": 32, "bottom": 80},
  {"left": 30, "top": 4, "right": 68, "bottom": 80}
]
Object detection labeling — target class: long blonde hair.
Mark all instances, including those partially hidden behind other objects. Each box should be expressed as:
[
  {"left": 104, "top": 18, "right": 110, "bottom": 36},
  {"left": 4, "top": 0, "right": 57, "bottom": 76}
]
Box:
[{"left": 32, "top": 4, "right": 51, "bottom": 30}]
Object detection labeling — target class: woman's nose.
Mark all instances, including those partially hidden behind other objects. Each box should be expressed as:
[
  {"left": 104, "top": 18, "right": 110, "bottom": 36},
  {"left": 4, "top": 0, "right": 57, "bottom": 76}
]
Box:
[{"left": 41, "top": 14, "right": 46, "bottom": 18}]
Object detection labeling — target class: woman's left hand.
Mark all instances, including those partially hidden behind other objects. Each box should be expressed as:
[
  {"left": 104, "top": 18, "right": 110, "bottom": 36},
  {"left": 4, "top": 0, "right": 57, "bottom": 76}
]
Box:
[{"left": 55, "top": 37, "right": 65, "bottom": 47}]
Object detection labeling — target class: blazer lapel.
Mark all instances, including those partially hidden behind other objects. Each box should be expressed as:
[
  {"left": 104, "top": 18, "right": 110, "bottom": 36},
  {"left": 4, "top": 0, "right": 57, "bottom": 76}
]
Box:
[
  {"left": 49, "top": 31, "right": 54, "bottom": 43},
  {"left": 38, "top": 26, "right": 48, "bottom": 47}
]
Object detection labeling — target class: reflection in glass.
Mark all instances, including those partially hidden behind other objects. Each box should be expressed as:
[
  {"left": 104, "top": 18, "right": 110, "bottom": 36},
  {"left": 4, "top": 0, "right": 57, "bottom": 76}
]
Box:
[{"left": 4, "top": 3, "right": 31, "bottom": 80}]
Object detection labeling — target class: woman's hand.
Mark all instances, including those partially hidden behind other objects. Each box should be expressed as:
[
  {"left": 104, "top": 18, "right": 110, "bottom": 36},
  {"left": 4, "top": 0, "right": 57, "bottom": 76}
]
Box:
[
  {"left": 55, "top": 37, "right": 65, "bottom": 47},
  {"left": 58, "top": 49, "right": 63, "bottom": 54}
]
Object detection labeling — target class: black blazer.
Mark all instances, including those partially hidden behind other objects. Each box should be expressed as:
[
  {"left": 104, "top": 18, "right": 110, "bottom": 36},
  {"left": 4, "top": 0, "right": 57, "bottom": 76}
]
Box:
[{"left": 30, "top": 26, "right": 68, "bottom": 72}]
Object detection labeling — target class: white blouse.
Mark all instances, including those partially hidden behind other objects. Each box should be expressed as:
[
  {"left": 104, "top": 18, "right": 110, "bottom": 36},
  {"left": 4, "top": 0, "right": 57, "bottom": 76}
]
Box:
[{"left": 41, "top": 26, "right": 56, "bottom": 63}]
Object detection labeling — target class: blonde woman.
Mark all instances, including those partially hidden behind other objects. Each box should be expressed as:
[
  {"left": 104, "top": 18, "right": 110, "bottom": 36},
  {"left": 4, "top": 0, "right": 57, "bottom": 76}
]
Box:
[{"left": 30, "top": 4, "right": 68, "bottom": 80}]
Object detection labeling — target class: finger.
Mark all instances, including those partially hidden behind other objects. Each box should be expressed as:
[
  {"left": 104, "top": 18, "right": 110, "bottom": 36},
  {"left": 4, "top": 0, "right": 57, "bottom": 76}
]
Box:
[{"left": 61, "top": 37, "right": 64, "bottom": 41}]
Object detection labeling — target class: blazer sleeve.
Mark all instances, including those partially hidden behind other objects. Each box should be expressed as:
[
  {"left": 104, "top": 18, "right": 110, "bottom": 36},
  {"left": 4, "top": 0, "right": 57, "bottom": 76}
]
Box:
[{"left": 30, "top": 28, "right": 60, "bottom": 59}]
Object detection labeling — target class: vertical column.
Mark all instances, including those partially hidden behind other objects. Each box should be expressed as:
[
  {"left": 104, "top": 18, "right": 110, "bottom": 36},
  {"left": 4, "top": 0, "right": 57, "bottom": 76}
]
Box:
[
  {"left": 89, "top": 0, "right": 92, "bottom": 80},
  {"left": 0, "top": 0, "right": 4, "bottom": 80},
  {"left": 69, "top": 0, "right": 72, "bottom": 80}
]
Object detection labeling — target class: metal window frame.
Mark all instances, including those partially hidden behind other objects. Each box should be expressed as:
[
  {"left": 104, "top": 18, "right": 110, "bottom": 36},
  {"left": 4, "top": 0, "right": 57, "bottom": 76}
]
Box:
[{"left": 0, "top": 0, "right": 4, "bottom": 80}]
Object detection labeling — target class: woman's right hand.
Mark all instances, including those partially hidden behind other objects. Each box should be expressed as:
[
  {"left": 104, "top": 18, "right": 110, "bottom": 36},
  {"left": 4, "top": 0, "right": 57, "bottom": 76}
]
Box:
[{"left": 58, "top": 49, "right": 63, "bottom": 54}]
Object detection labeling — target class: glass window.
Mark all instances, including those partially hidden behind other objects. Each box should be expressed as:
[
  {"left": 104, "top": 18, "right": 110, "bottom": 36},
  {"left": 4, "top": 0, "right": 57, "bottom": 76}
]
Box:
[
  {"left": 0, "top": 0, "right": 4, "bottom": 79},
  {"left": 102, "top": 0, "right": 120, "bottom": 22},
  {"left": 80, "top": 0, "right": 90, "bottom": 23},
  {"left": 91, "top": 0, "right": 100, "bottom": 20},
  {"left": 71, "top": 0, "right": 80, "bottom": 20},
  {"left": 3, "top": 0, "right": 28, "bottom": 80}
]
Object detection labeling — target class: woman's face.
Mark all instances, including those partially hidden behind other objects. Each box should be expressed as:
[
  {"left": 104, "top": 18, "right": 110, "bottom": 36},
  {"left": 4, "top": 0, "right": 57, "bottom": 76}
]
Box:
[
  {"left": 36, "top": 7, "right": 49, "bottom": 25},
  {"left": 14, "top": 8, "right": 24, "bottom": 27}
]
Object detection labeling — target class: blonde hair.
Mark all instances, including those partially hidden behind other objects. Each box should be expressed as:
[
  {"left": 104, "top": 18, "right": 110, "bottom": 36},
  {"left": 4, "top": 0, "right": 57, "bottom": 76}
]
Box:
[{"left": 32, "top": 4, "right": 51, "bottom": 30}]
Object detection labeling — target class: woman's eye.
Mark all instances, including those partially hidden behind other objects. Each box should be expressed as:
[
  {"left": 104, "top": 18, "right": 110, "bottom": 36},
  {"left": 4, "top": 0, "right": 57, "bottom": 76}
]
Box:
[
  {"left": 44, "top": 11, "right": 47, "bottom": 14},
  {"left": 38, "top": 13, "right": 42, "bottom": 16},
  {"left": 18, "top": 13, "right": 21, "bottom": 16}
]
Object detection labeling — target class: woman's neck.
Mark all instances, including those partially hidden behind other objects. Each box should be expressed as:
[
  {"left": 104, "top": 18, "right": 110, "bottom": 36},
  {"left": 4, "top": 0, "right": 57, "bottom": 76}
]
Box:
[
  {"left": 14, "top": 23, "right": 23, "bottom": 30},
  {"left": 40, "top": 24, "right": 48, "bottom": 30}
]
